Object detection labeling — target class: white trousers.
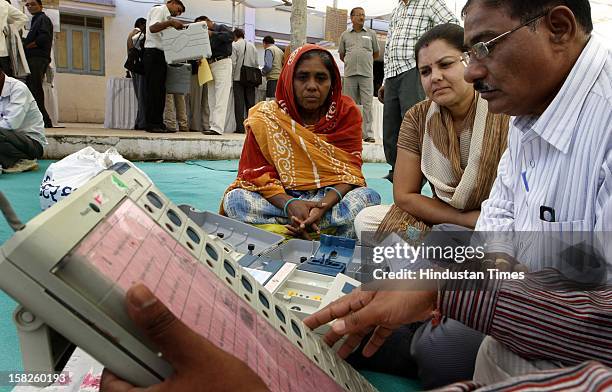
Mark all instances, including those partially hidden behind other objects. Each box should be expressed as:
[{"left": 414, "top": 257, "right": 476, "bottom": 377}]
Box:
[
  {"left": 354, "top": 205, "right": 391, "bottom": 243},
  {"left": 343, "top": 75, "right": 374, "bottom": 139},
  {"left": 474, "top": 336, "right": 562, "bottom": 385},
  {"left": 207, "top": 58, "right": 233, "bottom": 134}
]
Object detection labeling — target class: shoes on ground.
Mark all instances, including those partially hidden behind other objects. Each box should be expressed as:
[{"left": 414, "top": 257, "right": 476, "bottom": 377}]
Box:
[
  {"left": 363, "top": 137, "right": 376, "bottom": 143},
  {"left": 2, "top": 159, "right": 39, "bottom": 174},
  {"left": 146, "top": 128, "right": 177, "bottom": 133},
  {"left": 201, "top": 130, "right": 222, "bottom": 135}
]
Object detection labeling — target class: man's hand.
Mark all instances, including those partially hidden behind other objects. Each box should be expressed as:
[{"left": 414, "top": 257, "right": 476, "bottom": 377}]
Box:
[
  {"left": 100, "top": 284, "right": 267, "bottom": 392},
  {"left": 377, "top": 85, "right": 385, "bottom": 104},
  {"left": 25, "top": 42, "right": 37, "bottom": 49},
  {"left": 170, "top": 20, "right": 184, "bottom": 30},
  {"left": 303, "top": 288, "right": 436, "bottom": 359},
  {"left": 486, "top": 252, "right": 529, "bottom": 273}
]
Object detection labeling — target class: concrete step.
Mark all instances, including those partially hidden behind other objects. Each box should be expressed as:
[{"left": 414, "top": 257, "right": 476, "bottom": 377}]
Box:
[{"left": 44, "top": 124, "right": 387, "bottom": 162}]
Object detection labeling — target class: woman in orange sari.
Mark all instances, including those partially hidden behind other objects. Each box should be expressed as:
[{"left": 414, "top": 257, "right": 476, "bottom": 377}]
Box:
[{"left": 222, "top": 44, "right": 381, "bottom": 238}]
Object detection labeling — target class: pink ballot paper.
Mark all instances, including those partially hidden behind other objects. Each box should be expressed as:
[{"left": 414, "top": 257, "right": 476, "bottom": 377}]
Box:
[{"left": 68, "top": 199, "right": 346, "bottom": 392}]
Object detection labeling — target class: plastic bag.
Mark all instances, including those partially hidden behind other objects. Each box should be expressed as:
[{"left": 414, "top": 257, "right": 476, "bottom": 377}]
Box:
[{"left": 39, "top": 147, "right": 138, "bottom": 210}]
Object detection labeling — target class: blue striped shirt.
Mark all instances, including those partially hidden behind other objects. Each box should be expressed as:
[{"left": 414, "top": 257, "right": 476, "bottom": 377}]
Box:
[{"left": 475, "top": 37, "right": 612, "bottom": 269}]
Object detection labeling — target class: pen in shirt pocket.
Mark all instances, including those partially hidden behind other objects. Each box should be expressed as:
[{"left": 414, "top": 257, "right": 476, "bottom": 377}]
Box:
[{"left": 521, "top": 171, "right": 529, "bottom": 192}]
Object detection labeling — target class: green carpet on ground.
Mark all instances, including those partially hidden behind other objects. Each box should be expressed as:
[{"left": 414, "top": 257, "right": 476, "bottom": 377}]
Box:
[{"left": 0, "top": 160, "right": 422, "bottom": 391}]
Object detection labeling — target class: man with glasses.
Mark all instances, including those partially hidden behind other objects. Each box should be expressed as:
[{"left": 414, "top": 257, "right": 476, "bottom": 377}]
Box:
[
  {"left": 143, "top": 0, "right": 185, "bottom": 133},
  {"left": 464, "top": 0, "right": 612, "bottom": 382},
  {"left": 23, "top": 0, "right": 52, "bottom": 128},
  {"left": 338, "top": 7, "right": 379, "bottom": 143},
  {"left": 307, "top": 0, "right": 611, "bottom": 387}
]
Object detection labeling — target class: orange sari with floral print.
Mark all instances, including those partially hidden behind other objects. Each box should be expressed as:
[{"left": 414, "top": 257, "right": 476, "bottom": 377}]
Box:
[{"left": 221, "top": 45, "right": 366, "bottom": 212}]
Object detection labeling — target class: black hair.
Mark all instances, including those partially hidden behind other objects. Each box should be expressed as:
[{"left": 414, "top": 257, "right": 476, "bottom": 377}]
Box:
[
  {"left": 134, "top": 17, "right": 147, "bottom": 28},
  {"left": 414, "top": 23, "right": 467, "bottom": 66},
  {"left": 168, "top": 0, "right": 185, "bottom": 13},
  {"left": 233, "top": 28, "right": 245, "bottom": 39},
  {"left": 461, "top": 0, "right": 592, "bottom": 33},
  {"left": 195, "top": 15, "right": 209, "bottom": 22},
  {"left": 293, "top": 49, "right": 337, "bottom": 111},
  {"left": 350, "top": 7, "right": 364, "bottom": 17},
  {"left": 263, "top": 36, "right": 275, "bottom": 44},
  {"left": 35, "top": 0, "right": 42, "bottom": 5},
  {"left": 295, "top": 49, "right": 337, "bottom": 88}
]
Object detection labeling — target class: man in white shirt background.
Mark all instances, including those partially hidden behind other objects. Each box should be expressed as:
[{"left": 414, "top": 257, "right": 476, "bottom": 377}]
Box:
[
  {"left": 0, "top": 0, "right": 27, "bottom": 76},
  {"left": 143, "top": 0, "right": 184, "bottom": 133},
  {"left": 0, "top": 68, "right": 46, "bottom": 173}
]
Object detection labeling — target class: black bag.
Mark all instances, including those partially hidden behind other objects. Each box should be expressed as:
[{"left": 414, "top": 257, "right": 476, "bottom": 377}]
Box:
[
  {"left": 124, "top": 32, "right": 145, "bottom": 75},
  {"left": 239, "top": 43, "right": 262, "bottom": 87}
]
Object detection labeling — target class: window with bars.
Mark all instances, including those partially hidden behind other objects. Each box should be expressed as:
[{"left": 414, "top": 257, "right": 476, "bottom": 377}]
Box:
[{"left": 55, "top": 15, "right": 105, "bottom": 75}]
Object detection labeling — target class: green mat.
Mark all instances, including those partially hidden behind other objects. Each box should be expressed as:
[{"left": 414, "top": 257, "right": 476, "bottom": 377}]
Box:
[{"left": 0, "top": 160, "right": 422, "bottom": 391}]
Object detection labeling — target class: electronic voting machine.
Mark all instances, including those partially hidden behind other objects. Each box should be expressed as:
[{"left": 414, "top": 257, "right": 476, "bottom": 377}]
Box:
[
  {"left": 0, "top": 162, "right": 377, "bottom": 391},
  {"left": 162, "top": 21, "right": 212, "bottom": 64}
]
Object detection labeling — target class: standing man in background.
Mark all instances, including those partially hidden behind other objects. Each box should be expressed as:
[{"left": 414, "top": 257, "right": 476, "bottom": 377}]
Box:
[
  {"left": 339, "top": 7, "right": 379, "bottom": 143},
  {"left": 261, "top": 36, "right": 283, "bottom": 100},
  {"left": 127, "top": 17, "right": 147, "bottom": 130},
  {"left": 143, "top": 0, "right": 184, "bottom": 133},
  {"left": 23, "top": 0, "right": 53, "bottom": 128},
  {"left": 231, "top": 28, "right": 258, "bottom": 134},
  {"left": 0, "top": 0, "right": 27, "bottom": 76},
  {"left": 200, "top": 16, "right": 233, "bottom": 136},
  {"left": 380, "top": 0, "right": 457, "bottom": 181}
]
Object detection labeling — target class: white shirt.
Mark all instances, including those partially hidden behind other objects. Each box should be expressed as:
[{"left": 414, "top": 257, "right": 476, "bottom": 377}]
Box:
[
  {"left": 476, "top": 37, "right": 612, "bottom": 270},
  {"left": 231, "top": 38, "right": 259, "bottom": 81},
  {"left": 0, "top": 2, "right": 27, "bottom": 57},
  {"left": 144, "top": 5, "right": 171, "bottom": 50},
  {"left": 0, "top": 76, "right": 46, "bottom": 147}
]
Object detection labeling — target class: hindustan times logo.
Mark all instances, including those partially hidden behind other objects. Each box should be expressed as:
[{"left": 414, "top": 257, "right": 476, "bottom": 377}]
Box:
[{"left": 372, "top": 243, "right": 486, "bottom": 264}]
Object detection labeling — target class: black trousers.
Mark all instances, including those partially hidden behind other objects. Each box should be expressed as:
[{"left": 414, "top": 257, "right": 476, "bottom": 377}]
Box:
[
  {"left": 382, "top": 68, "right": 425, "bottom": 174},
  {"left": 0, "top": 129, "right": 43, "bottom": 168},
  {"left": 265, "top": 79, "right": 277, "bottom": 98},
  {"left": 143, "top": 48, "right": 167, "bottom": 130},
  {"left": 132, "top": 73, "right": 147, "bottom": 129},
  {"left": 232, "top": 81, "right": 255, "bottom": 133},
  {"left": 0, "top": 56, "right": 13, "bottom": 76},
  {"left": 26, "top": 57, "right": 53, "bottom": 128}
]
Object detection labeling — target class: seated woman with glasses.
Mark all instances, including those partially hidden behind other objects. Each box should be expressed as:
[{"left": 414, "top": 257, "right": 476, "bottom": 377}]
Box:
[
  {"left": 354, "top": 23, "right": 510, "bottom": 246},
  {"left": 221, "top": 44, "right": 381, "bottom": 239}
]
